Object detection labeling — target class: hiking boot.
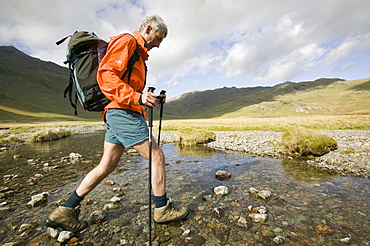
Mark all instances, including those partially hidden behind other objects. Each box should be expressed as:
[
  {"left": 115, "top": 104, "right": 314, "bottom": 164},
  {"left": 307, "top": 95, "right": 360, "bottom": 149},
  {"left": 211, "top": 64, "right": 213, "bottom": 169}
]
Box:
[
  {"left": 46, "top": 206, "right": 88, "bottom": 233},
  {"left": 154, "top": 199, "right": 189, "bottom": 223}
]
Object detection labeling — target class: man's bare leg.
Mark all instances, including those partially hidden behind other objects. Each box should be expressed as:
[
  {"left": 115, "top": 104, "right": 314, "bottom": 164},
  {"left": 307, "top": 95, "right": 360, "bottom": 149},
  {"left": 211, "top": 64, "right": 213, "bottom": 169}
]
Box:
[
  {"left": 76, "top": 142, "right": 125, "bottom": 197},
  {"left": 133, "top": 137, "right": 166, "bottom": 196},
  {"left": 47, "top": 142, "right": 125, "bottom": 232},
  {"left": 133, "top": 137, "right": 189, "bottom": 223}
]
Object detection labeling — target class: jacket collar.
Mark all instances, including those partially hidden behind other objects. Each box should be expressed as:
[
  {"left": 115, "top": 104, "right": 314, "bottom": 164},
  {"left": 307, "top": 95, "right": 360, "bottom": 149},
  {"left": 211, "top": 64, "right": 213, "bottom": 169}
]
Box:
[{"left": 133, "top": 30, "right": 149, "bottom": 60}]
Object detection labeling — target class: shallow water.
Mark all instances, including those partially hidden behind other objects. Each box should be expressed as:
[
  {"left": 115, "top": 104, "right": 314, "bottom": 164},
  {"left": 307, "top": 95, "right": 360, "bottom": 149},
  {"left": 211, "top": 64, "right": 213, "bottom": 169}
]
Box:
[{"left": 0, "top": 131, "right": 369, "bottom": 245}]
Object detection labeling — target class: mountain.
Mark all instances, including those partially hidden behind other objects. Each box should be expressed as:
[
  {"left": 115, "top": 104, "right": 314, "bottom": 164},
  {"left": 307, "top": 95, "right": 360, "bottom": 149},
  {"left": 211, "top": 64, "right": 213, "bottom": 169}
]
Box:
[
  {"left": 0, "top": 46, "right": 101, "bottom": 122},
  {"left": 163, "top": 77, "right": 370, "bottom": 119},
  {"left": 1, "top": 46, "right": 369, "bottom": 123}
]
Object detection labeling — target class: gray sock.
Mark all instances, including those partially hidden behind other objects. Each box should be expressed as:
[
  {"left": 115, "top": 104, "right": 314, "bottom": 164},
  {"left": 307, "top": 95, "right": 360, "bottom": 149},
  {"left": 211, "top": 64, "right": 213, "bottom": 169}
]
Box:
[
  {"left": 153, "top": 193, "right": 167, "bottom": 208},
  {"left": 62, "top": 190, "right": 84, "bottom": 208}
]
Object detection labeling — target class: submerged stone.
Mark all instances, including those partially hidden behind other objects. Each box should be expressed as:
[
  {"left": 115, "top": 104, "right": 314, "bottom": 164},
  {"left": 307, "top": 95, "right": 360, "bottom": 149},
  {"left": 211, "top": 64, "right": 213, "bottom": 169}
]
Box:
[{"left": 213, "top": 186, "right": 229, "bottom": 196}]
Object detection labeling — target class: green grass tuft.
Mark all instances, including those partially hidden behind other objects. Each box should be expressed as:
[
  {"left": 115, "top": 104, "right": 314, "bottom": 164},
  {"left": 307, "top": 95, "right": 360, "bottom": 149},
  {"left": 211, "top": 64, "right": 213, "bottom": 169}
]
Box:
[
  {"left": 31, "top": 128, "right": 72, "bottom": 142},
  {"left": 279, "top": 127, "right": 338, "bottom": 156},
  {"left": 176, "top": 128, "right": 216, "bottom": 146}
]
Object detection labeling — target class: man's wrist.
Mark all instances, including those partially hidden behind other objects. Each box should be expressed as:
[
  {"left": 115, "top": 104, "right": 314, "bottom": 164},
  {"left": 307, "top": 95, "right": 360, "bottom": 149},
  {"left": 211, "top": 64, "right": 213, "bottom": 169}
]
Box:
[{"left": 139, "top": 94, "right": 144, "bottom": 105}]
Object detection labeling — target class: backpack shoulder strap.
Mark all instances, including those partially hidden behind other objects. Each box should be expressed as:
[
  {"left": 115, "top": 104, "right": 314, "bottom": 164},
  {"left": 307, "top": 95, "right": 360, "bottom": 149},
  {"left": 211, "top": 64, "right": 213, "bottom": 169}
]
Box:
[
  {"left": 119, "top": 33, "right": 141, "bottom": 83},
  {"left": 123, "top": 41, "right": 140, "bottom": 83}
]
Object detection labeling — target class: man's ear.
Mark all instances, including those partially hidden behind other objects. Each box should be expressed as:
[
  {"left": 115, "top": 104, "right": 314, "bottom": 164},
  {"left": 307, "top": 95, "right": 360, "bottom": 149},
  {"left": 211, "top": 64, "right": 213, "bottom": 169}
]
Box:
[{"left": 145, "top": 25, "right": 152, "bottom": 34}]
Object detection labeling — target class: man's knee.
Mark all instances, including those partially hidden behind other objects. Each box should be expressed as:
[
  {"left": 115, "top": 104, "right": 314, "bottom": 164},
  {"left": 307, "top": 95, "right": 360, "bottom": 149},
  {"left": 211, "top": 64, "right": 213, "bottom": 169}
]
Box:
[{"left": 152, "top": 147, "right": 165, "bottom": 164}]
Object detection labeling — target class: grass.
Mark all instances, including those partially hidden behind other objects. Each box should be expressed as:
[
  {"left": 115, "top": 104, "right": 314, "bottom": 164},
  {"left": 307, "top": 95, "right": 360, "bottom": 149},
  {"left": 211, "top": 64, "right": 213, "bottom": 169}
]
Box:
[
  {"left": 0, "top": 121, "right": 103, "bottom": 144},
  {"left": 157, "top": 115, "right": 370, "bottom": 132},
  {"left": 279, "top": 127, "right": 338, "bottom": 156},
  {"left": 31, "top": 128, "right": 72, "bottom": 142},
  {"left": 176, "top": 127, "right": 216, "bottom": 146}
]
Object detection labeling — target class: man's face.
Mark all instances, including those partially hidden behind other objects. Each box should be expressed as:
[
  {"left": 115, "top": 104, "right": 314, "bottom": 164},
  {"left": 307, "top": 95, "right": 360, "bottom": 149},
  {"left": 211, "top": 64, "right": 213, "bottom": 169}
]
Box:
[{"left": 144, "top": 28, "right": 165, "bottom": 51}]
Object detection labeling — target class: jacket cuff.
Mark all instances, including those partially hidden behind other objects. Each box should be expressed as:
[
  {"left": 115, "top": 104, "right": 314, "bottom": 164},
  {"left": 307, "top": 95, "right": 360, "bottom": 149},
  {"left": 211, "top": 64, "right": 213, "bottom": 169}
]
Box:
[{"left": 133, "top": 92, "right": 143, "bottom": 105}]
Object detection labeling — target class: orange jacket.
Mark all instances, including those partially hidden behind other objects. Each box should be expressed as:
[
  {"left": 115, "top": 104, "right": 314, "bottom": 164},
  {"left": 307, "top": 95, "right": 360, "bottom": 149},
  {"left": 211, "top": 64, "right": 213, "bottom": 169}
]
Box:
[{"left": 97, "top": 31, "right": 148, "bottom": 119}]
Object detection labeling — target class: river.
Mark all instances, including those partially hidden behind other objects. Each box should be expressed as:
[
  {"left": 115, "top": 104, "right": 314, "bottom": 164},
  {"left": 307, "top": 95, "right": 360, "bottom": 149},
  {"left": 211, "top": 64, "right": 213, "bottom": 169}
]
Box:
[{"left": 0, "top": 131, "right": 369, "bottom": 245}]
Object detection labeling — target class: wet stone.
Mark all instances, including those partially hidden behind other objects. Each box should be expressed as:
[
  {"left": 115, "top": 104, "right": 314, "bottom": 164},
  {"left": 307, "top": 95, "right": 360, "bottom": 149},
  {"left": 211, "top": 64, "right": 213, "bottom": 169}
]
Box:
[
  {"left": 184, "top": 235, "right": 206, "bottom": 245},
  {"left": 249, "top": 213, "right": 268, "bottom": 223},
  {"left": 237, "top": 216, "right": 249, "bottom": 228},
  {"left": 81, "top": 198, "right": 93, "bottom": 205},
  {"left": 105, "top": 180, "right": 115, "bottom": 185},
  {"left": 18, "top": 222, "right": 38, "bottom": 233},
  {"left": 110, "top": 196, "right": 121, "bottom": 203},
  {"left": 57, "top": 231, "right": 74, "bottom": 243},
  {"left": 27, "top": 192, "right": 48, "bottom": 208},
  {"left": 213, "top": 185, "right": 229, "bottom": 196},
  {"left": 257, "top": 189, "right": 272, "bottom": 200},
  {"left": 47, "top": 227, "right": 59, "bottom": 238},
  {"left": 103, "top": 202, "right": 120, "bottom": 210},
  {"left": 215, "top": 170, "right": 232, "bottom": 180},
  {"left": 273, "top": 235, "right": 285, "bottom": 245},
  {"left": 90, "top": 210, "right": 108, "bottom": 224}
]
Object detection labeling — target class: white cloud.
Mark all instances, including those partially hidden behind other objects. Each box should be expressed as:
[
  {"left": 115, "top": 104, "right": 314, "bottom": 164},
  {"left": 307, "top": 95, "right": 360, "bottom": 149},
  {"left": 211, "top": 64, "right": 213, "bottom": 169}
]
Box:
[
  {"left": 1, "top": 0, "right": 370, "bottom": 98},
  {"left": 256, "top": 44, "right": 325, "bottom": 82},
  {"left": 326, "top": 33, "right": 370, "bottom": 63}
]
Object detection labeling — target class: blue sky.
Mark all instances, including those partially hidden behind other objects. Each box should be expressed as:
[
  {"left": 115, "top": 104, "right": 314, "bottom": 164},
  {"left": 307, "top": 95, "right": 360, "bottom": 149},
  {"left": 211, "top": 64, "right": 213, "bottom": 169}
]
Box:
[{"left": 1, "top": 0, "right": 369, "bottom": 99}]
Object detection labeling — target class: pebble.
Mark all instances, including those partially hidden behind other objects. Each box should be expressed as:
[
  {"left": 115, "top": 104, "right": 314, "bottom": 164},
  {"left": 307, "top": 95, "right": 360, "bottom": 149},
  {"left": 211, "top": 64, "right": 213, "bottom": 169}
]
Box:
[
  {"left": 215, "top": 170, "right": 232, "bottom": 180},
  {"left": 103, "top": 202, "right": 120, "bottom": 210},
  {"left": 237, "top": 216, "right": 249, "bottom": 228},
  {"left": 184, "top": 235, "right": 206, "bottom": 245},
  {"left": 90, "top": 210, "right": 108, "bottom": 224},
  {"left": 248, "top": 213, "right": 268, "bottom": 223},
  {"left": 57, "top": 231, "right": 74, "bottom": 243},
  {"left": 257, "top": 190, "right": 272, "bottom": 200},
  {"left": 47, "top": 227, "right": 59, "bottom": 238},
  {"left": 27, "top": 192, "right": 48, "bottom": 208},
  {"left": 273, "top": 235, "right": 285, "bottom": 245},
  {"left": 213, "top": 185, "right": 229, "bottom": 196},
  {"left": 110, "top": 196, "right": 121, "bottom": 203},
  {"left": 105, "top": 180, "right": 115, "bottom": 185}
]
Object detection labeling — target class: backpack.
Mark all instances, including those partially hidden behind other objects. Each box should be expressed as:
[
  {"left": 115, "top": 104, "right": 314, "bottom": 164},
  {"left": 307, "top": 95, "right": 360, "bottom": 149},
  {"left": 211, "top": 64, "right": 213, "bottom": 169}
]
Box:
[{"left": 56, "top": 31, "right": 140, "bottom": 115}]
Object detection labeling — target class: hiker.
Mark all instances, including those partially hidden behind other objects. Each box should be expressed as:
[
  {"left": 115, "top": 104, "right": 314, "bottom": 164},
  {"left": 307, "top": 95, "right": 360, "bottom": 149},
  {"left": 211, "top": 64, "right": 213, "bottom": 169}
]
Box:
[{"left": 47, "top": 14, "right": 189, "bottom": 233}]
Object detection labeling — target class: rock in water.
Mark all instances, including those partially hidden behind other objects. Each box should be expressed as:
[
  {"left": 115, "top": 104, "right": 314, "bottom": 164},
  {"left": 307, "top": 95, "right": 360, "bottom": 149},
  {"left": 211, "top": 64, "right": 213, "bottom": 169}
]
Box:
[
  {"left": 215, "top": 170, "right": 231, "bottom": 180},
  {"left": 90, "top": 210, "right": 108, "bottom": 224},
  {"left": 213, "top": 186, "right": 229, "bottom": 196}
]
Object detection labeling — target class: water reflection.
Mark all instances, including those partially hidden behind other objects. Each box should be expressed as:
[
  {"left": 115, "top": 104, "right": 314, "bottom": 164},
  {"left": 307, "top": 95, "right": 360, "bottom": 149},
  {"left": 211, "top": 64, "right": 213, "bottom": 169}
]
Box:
[
  {"left": 176, "top": 145, "right": 217, "bottom": 157},
  {"left": 280, "top": 159, "right": 335, "bottom": 181}
]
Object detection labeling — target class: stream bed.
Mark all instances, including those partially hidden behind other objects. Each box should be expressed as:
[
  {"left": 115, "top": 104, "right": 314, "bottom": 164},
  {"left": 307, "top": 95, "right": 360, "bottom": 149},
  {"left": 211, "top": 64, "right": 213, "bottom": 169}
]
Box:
[{"left": 0, "top": 131, "right": 369, "bottom": 245}]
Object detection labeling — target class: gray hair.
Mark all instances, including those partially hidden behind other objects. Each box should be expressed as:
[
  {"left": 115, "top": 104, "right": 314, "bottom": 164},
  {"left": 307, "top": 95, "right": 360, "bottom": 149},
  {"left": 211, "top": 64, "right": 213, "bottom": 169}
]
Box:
[{"left": 139, "top": 14, "right": 168, "bottom": 37}]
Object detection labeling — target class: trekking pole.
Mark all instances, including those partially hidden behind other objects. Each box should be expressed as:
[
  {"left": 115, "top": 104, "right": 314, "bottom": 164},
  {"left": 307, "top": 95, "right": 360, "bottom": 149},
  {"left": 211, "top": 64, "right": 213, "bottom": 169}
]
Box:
[
  {"left": 157, "top": 90, "right": 166, "bottom": 146},
  {"left": 147, "top": 86, "right": 155, "bottom": 246}
]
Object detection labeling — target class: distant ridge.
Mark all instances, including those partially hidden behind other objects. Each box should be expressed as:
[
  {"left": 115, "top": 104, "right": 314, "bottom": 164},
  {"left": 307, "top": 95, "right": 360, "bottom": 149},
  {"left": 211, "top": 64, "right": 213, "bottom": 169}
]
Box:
[
  {"left": 1, "top": 46, "right": 369, "bottom": 123},
  {"left": 163, "top": 77, "right": 370, "bottom": 119},
  {"left": 0, "top": 46, "right": 101, "bottom": 122}
]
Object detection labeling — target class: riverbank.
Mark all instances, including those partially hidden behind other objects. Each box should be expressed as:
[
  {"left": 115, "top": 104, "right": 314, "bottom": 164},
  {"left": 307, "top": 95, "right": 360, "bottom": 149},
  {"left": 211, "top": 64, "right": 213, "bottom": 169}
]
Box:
[
  {"left": 158, "top": 130, "right": 370, "bottom": 178},
  {"left": 205, "top": 130, "right": 370, "bottom": 179},
  {"left": 1, "top": 125, "right": 369, "bottom": 178}
]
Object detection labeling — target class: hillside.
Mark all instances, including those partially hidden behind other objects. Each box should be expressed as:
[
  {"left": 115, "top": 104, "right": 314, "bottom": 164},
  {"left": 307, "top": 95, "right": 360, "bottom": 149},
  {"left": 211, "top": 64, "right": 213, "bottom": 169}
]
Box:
[
  {"left": 163, "top": 77, "right": 370, "bottom": 119},
  {"left": 0, "top": 46, "right": 101, "bottom": 123},
  {"left": 1, "top": 46, "right": 369, "bottom": 123}
]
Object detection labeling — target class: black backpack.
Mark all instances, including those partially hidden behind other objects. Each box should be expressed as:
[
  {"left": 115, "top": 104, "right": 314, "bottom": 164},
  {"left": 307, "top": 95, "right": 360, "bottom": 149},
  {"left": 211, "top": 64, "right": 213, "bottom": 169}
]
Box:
[{"left": 56, "top": 31, "right": 140, "bottom": 115}]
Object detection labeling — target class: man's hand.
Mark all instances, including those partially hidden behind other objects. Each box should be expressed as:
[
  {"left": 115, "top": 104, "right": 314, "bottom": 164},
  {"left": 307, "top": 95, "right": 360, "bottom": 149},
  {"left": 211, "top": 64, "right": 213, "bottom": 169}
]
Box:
[
  {"left": 140, "top": 92, "right": 158, "bottom": 108},
  {"left": 157, "top": 93, "right": 166, "bottom": 104}
]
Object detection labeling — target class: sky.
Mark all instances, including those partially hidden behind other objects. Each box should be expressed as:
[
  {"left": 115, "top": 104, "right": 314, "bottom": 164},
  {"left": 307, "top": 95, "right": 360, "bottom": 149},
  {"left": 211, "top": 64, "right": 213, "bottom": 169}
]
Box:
[{"left": 1, "top": 0, "right": 370, "bottom": 99}]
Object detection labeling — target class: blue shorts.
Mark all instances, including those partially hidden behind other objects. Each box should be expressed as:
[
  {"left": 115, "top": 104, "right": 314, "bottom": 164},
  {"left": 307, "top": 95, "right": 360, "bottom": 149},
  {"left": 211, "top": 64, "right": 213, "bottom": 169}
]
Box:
[{"left": 104, "top": 109, "right": 149, "bottom": 148}]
